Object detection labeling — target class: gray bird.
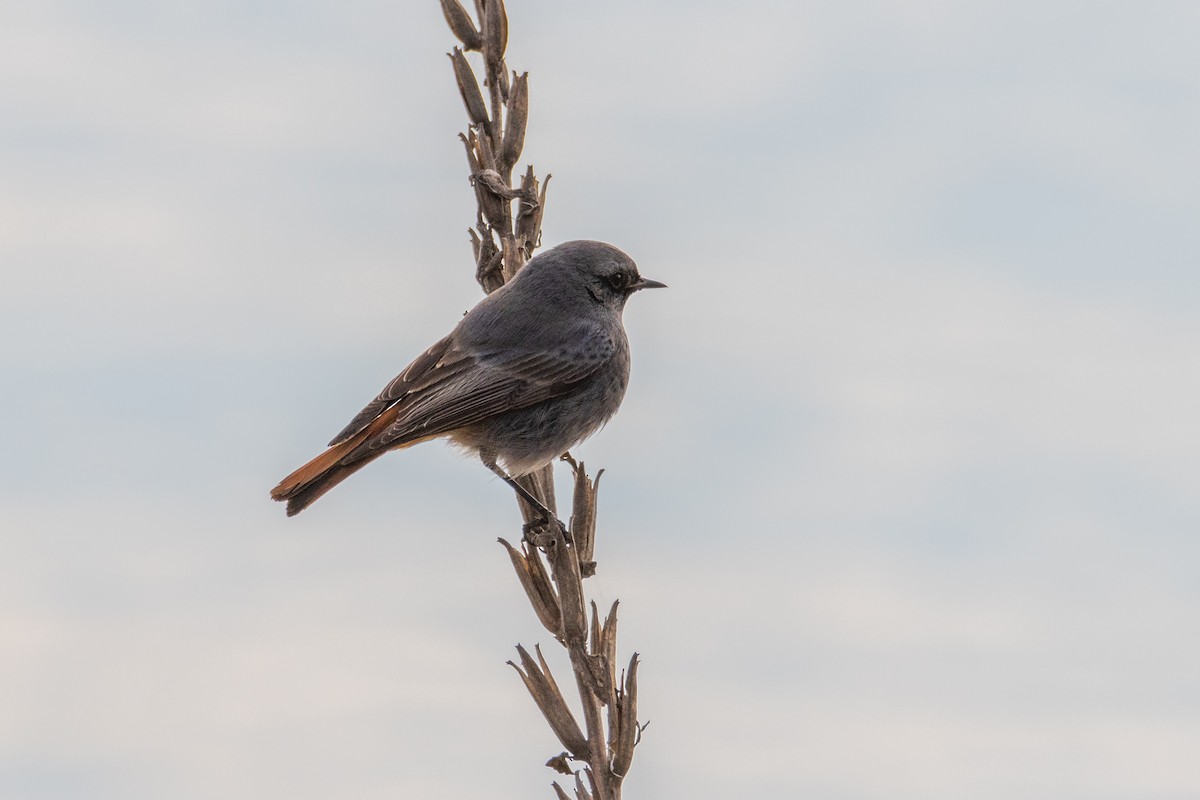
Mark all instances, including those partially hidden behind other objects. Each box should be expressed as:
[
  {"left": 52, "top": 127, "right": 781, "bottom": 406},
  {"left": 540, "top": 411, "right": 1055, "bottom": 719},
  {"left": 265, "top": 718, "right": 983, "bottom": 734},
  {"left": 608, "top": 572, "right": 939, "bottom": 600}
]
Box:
[{"left": 271, "top": 240, "right": 664, "bottom": 517}]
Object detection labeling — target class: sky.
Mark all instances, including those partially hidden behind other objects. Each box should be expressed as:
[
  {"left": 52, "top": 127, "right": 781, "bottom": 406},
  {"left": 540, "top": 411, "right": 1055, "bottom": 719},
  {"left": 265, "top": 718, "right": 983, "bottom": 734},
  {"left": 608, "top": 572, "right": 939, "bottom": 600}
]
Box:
[{"left": 3, "top": 1, "right": 1199, "bottom": 798}]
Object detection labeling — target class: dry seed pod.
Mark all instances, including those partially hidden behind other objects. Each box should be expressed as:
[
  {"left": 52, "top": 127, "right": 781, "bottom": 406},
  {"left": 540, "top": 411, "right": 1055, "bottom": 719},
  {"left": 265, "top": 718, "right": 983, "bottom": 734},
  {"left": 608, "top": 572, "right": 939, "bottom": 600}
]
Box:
[
  {"left": 566, "top": 457, "right": 601, "bottom": 569},
  {"left": 599, "top": 601, "right": 619, "bottom": 675},
  {"left": 483, "top": 0, "right": 509, "bottom": 71},
  {"left": 611, "top": 655, "right": 640, "bottom": 777},
  {"left": 531, "top": 172, "right": 550, "bottom": 244},
  {"left": 501, "top": 71, "right": 529, "bottom": 171},
  {"left": 550, "top": 531, "right": 587, "bottom": 643},
  {"left": 499, "top": 538, "right": 561, "bottom": 634},
  {"left": 449, "top": 48, "right": 489, "bottom": 127},
  {"left": 498, "top": 59, "right": 511, "bottom": 100},
  {"left": 516, "top": 168, "right": 547, "bottom": 257},
  {"left": 439, "top": 0, "right": 482, "bottom": 50},
  {"left": 574, "top": 771, "right": 596, "bottom": 800},
  {"left": 473, "top": 124, "right": 498, "bottom": 170},
  {"left": 508, "top": 645, "right": 589, "bottom": 756},
  {"left": 458, "top": 132, "right": 482, "bottom": 182},
  {"left": 588, "top": 602, "right": 602, "bottom": 657}
]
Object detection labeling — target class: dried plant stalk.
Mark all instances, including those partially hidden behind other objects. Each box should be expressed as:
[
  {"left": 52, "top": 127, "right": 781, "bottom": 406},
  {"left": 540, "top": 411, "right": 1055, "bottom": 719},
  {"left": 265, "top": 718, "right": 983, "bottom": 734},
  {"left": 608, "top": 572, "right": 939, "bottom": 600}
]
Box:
[{"left": 439, "top": 2, "right": 643, "bottom": 797}]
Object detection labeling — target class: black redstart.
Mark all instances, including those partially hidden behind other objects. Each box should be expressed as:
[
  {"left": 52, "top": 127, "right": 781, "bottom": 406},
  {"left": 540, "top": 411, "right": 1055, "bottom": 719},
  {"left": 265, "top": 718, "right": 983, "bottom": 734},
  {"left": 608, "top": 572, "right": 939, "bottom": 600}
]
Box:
[{"left": 271, "top": 240, "right": 664, "bottom": 517}]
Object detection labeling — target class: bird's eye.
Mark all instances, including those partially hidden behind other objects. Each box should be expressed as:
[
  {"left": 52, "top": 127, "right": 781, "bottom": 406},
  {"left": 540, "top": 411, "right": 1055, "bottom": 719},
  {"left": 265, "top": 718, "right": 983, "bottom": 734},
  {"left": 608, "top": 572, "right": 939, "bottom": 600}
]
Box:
[{"left": 607, "top": 272, "right": 628, "bottom": 290}]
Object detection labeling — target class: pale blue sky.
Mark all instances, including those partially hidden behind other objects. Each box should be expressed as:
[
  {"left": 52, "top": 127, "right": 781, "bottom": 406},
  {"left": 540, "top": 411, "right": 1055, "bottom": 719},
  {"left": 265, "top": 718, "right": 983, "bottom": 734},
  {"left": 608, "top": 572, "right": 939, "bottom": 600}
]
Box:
[{"left": 3, "top": 2, "right": 1199, "bottom": 798}]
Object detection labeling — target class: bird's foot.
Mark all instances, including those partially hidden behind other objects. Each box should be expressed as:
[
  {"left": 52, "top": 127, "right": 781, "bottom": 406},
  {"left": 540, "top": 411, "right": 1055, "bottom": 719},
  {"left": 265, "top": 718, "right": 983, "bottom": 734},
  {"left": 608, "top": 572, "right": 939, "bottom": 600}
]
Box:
[{"left": 522, "top": 515, "right": 573, "bottom": 547}]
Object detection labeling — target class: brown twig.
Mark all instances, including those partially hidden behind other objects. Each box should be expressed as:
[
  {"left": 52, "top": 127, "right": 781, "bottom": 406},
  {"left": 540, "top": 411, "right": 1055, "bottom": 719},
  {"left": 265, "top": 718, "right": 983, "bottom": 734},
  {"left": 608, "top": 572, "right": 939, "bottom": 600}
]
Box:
[{"left": 439, "top": 2, "right": 643, "bottom": 796}]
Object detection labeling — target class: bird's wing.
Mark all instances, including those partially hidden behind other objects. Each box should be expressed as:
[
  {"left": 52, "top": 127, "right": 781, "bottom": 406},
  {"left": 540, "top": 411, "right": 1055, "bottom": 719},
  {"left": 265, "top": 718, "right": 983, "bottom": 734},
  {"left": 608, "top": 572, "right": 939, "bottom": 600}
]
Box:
[
  {"left": 331, "top": 327, "right": 617, "bottom": 457},
  {"left": 327, "top": 335, "right": 460, "bottom": 446}
]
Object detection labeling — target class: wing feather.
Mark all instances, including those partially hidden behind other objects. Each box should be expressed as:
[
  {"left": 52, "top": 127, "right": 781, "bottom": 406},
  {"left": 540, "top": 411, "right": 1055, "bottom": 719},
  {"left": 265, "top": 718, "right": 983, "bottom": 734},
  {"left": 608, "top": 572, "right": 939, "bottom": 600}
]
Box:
[
  {"left": 327, "top": 335, "right": 460, "bottom": 446},
  {"left": 335, "top": 326, "right": 617, "bottom": 461}
]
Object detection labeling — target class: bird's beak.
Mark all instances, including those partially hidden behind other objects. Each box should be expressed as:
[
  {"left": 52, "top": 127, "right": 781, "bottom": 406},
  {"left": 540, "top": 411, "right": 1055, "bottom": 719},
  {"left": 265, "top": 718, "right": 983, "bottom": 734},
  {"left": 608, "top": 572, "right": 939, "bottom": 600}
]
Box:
[{"left": 631, "top": 277, "right": 667, "bottom": 291}]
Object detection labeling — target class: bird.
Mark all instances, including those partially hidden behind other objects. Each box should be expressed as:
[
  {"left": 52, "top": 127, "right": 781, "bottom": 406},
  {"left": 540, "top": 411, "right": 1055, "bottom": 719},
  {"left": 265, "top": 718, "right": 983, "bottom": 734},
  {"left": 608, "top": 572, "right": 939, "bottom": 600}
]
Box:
[{"left": 270, "top": 240, "right": 665, "bottom": 517}]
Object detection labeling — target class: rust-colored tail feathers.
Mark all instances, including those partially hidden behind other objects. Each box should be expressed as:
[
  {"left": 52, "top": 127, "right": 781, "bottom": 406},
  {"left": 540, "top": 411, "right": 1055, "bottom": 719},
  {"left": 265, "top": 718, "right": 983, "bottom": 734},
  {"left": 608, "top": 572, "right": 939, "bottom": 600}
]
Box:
[
  {"left": 270, "top": 448, "right": 387, "bottom": 516},
  {"left": 270, "top": 408, "right": 435, "bottom": 516}
]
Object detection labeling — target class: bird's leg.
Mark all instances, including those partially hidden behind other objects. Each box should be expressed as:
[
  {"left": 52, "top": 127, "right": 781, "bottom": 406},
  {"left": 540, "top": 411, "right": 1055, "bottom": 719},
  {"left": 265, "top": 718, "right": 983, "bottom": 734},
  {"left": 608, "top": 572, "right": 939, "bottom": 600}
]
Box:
[{"left": 480, "top": 455, "right": 568, "bottom": 539}]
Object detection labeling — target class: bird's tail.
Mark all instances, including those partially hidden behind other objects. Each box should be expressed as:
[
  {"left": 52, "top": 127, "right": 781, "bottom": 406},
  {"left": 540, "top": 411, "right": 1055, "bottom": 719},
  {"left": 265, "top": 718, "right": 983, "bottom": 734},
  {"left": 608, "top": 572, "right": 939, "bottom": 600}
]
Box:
[
  {"left": 269, "top": 451, "right": 386, "bottom": 517},
  {"left": 269, "top": 428, "right": 386, "bottom": 516},
  {"left": 271, "top": 401, "right": 444, "bottom": 516}
]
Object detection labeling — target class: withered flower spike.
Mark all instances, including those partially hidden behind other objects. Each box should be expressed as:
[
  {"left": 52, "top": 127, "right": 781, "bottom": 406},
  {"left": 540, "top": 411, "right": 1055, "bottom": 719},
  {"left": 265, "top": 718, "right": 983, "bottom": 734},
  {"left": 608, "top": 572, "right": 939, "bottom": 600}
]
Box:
[
  {"left": 499, "top": 538, "right": 561, "bottom": 635},
  {"left": 439, "top": 0, "right": 482, "bottom": 51},
  {"left": 443, "top": 6, "right": 648, "bottom": 795},
  {"left": 448, "top": 49, "right": 489, "bottom": 128},
  {"left": 612, "top": 654, "right": 640, "bottom": 778},
  {"left": 483, "top": 0, "right": 508, "bottom": 71}
]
